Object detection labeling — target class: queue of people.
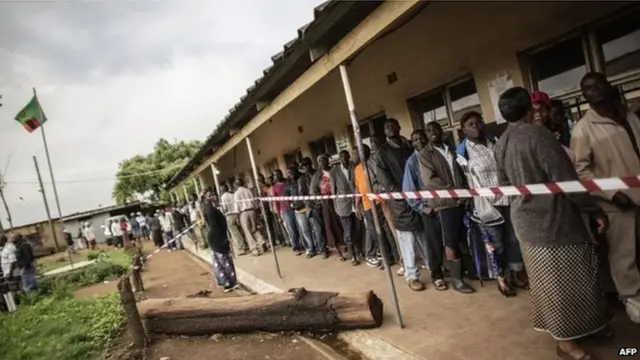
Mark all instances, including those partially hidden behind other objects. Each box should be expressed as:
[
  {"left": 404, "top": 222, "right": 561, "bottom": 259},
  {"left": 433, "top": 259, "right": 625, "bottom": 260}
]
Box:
[{"left": 206, "top": 72, "right": 638, "bottom": 360}]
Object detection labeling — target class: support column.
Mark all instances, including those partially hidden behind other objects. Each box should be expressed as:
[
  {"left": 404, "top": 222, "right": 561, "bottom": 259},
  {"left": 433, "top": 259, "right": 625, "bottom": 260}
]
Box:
[
  {"left": 193, "top": 178, "right": 200, "bottom": 197},
  {"left": 211, "top": 164, "right": 221, "bottom": 196},
  {"left": 246, "top": 137, "right": 282, "bottom": 279},
  {"left": 339, "top": 64, "right": 404, "bottom": 329}
]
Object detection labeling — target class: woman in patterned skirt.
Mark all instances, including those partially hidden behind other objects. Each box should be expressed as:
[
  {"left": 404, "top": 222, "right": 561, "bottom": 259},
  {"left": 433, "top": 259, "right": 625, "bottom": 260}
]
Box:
[
  {"left": 494, "top": 87, "right": 610, "bottom": 360},
  {"left": 202, "top": 189, "right": 238, "bottom": 293}
]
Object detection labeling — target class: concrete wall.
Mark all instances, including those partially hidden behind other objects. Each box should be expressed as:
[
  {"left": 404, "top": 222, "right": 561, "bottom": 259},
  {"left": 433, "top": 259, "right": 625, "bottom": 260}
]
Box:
[
  {"left": 4, "top": 220, "right": 64, "bottom": 251},
  {"left": 62, "top": 212, "right": 111, "bottom": 244},
  {"left": 208, "top": 1, "right": 629, "bottom": 180}
]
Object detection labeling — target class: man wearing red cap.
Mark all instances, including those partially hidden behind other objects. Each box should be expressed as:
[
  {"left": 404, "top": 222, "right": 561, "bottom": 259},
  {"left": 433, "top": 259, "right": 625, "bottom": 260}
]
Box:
[{"left": 531, "top": 91, "right": 572, "bottom": 158}]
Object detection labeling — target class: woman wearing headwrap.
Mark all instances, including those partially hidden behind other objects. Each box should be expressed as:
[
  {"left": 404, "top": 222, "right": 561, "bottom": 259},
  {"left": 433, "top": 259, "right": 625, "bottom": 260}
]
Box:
[
  {"left": 202, "top": 188, "right": 238, "bottom": 292},
  {"left": 494, "top": 86, "right": 610, "bottom": 360}
]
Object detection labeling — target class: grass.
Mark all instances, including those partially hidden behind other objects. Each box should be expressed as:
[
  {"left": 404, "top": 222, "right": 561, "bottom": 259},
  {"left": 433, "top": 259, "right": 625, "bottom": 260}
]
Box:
[
  {"left": 1, "top": 254, "right": 129, "bottom": 360},
  {"left": 0, "top": 293, "right": 124, "bottom": 360},
  {"left": 37, "top": 246, "right": 134, "bottom": 274}
]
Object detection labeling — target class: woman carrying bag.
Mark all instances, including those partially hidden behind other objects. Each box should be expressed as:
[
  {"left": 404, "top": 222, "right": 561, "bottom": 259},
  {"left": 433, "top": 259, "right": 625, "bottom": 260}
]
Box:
[{"left": 456, "top": 111, "right": 528, "bottom": 297}]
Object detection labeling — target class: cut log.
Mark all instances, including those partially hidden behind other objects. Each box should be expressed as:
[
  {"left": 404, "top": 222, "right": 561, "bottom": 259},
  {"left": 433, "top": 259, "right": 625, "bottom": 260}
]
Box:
[
  {"left": 117, "top": 276, "right": 146, "bottom": 348},
  {"left": 137, "top": 288, "right": 383, "bottom": 335}
]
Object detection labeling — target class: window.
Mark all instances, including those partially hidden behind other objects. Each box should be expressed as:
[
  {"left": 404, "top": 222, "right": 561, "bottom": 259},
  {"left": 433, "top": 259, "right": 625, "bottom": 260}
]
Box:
[
  {"left": 283, "top": 148, "right": 303, "bottom": 169},
  {"left": 596, "top": 9, "right": 640, "bottom": 77},
  {"left": 526, "top": 7, "right": 640, "bottom": 119},
  {"left": 309, "top": 134, "right": 338, "bottom": 163},
  {"left": 346, "top": 114, "right": 387, "bottom": 148},
  {"left": 264, "top": 158, "right": 279, "bottom": 175},
  {"left": 529, "top": 36, "right": 587, "bottom": 97},
  {"left": 412, "top": 91, "right": 448, "bottom": 128},
  {"left": 449, "top": 78, "right": 481, "bottom": 123},
  {"left": 408, "top": 77, "right": 481, "bottom": 129}
]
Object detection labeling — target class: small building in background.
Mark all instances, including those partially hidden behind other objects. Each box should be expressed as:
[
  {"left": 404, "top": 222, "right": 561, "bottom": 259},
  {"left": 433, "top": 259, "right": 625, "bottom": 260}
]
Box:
[{"left": 61, "top": 202, "right": 149, "bottom": 244}]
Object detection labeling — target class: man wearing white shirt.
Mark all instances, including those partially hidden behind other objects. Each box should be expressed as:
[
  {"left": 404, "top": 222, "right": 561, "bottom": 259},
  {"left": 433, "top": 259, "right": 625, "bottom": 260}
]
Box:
[
  {"left": 234, "top": 178, "right": 266, "bottom": 256},
  {"left": 220, "top": 184, "right": 247, "bottom": 255},
  {"left": 83, "top": 222, "right": 97, "bottom": 250},
  {"left": 160, "top": 209, "right": 175, "bottom": 250},
  {"left": 111, "top": 219, "right": 123, "bottom": 248}
]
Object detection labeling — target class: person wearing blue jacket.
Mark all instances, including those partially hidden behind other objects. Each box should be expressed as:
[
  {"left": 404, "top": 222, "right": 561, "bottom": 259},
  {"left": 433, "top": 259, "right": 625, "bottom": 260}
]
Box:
[
  {"left": 456, "top": 110, "right": 527, "bottom": 296},
  {"left": 403, "top": 129, "right": 447, "bottom": 291}
]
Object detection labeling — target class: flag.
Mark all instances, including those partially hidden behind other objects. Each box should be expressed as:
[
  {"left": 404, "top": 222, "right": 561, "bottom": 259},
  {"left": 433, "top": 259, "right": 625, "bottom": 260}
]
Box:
[{"left": 14, "top": 95, "right": 47, "bottom": 133}]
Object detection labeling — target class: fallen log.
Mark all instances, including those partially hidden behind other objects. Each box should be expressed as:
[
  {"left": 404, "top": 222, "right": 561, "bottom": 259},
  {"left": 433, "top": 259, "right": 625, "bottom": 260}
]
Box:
[
  {"left": 117, "top": 276, "right": 146, "bottom": 348},
  {"left": 137, "top": 288, "right": 383, "bottom": 335}
]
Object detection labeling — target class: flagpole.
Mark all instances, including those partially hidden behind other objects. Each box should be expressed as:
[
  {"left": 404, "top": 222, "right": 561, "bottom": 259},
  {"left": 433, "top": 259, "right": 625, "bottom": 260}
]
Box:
[
  {"left": 33, "top": 88, "right": 63, "bottom": 220},
  {"left": 33, "top": 156, "right": 61, "bottom": 252}
]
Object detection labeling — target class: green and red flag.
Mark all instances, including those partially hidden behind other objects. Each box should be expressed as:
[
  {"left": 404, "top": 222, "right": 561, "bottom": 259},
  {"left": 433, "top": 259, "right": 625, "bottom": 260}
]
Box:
[{"left": 14, "top": 95, "right": 47, "bottom": 133}]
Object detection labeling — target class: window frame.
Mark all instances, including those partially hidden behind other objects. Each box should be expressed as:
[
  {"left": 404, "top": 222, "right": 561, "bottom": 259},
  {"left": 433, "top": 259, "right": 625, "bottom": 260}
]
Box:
[
  {"left": 407, "top": 75, "right": 480, "bottom": 131},
  {"left": 522, "top": 5, "right": 640, "bottom": 120}
]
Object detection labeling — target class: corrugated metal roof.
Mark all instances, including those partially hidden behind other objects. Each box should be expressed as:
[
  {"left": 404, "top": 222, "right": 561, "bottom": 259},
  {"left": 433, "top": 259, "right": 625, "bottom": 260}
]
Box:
[{"left": 166, "top": 1, "right": 382, "bottom": 189}]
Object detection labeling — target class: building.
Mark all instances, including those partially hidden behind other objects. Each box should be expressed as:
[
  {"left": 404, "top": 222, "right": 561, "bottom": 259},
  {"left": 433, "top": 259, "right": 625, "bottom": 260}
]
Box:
[
  {"left": 3, "top": 218, "right": 64, "bottom": 255},
  {"left": 165, "top": 1, "right": 640, "bottom": 194},
  {"left": 4, "top": 202, "right": 147, "bottom": 251},
  {"left": 61, "top": 202, "right": 146, "bottom": 244}
]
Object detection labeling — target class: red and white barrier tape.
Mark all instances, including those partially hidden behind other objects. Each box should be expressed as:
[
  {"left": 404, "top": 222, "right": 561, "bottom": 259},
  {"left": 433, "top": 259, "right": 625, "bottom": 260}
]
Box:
[
  {"left": 221, "top": 176, "right": 640, "bottom": 204},
  {"left": 135, "top": 223, "right": 199, "bottom": 268}
]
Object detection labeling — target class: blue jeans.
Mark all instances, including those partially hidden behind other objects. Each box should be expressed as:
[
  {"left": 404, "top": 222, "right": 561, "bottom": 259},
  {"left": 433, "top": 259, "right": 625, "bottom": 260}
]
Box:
[
  {"left": 163, "top": 230, "right": 175, "bottom": 249},
  {"left": 20, "top": 266, "right": 38, "bottom": 294},
  {"left": 395, "top": 230, "right": 429, "bottom": 282},
  {"left": 282, "top": 210, "right": 302, "bottom": 252},
  {"left": 295, "top": 210, "right": 326, "bottom": 254}
]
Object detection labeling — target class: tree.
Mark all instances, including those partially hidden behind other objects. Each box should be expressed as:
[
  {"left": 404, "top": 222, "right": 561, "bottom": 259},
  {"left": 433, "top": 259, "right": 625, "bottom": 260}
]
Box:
[{"left": 112, "top": 138, "right": 202, "bottom": 205}]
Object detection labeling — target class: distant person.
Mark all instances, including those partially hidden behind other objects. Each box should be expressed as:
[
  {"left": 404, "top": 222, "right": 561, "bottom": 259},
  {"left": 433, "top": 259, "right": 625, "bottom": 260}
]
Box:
[
  {"left": 76, "top": 227, "right": 86, "bottom": 249},
  {"left": 130, "top": 213, "right": 140, "bottom": 240},
  {"left": 119, "top": 217, "right": 131, "bottom": 248},
  {"left": 1, "top": 234, "right": 17, "bottom": 280},
  {"left": 83, "top": 222, "right": 97, "bottom": 250},
  {"left": 14, "top": 234, "right": 38, "bottom": 294},
  {"left": 105, "top": 220, "right": 114, "bottom": 245},
  {"left": 149, "top": 212, "right": 164, "bottom": 248},
  {"left": 136, "top": 212, "right": 149, "bottom": 241},
  {"left": 111, "top": 219, "right": 123, "bottom": 248},
  {"left": 171, "top": 204, "right": 186, "bottom": 250},
  {"left": 64, "top": 229, "right": 77, "bottom": 254},
  {"left": 160, "top": 208, "right": 175, "bottom": 250},
  {"left": 202, "top": 189, "right": 238, "bottom": 292}
]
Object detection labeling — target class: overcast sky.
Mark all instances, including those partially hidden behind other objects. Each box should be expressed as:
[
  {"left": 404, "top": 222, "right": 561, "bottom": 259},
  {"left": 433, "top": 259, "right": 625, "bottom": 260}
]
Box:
[{"left": 0, "top": 0, "right": 319, "bottom": 228}]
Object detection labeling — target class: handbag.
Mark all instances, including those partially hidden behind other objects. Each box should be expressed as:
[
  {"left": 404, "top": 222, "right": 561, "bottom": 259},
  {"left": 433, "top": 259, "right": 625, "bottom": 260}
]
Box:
[{"left": 457, "top": 155, "right": 504, "bottom": 226}]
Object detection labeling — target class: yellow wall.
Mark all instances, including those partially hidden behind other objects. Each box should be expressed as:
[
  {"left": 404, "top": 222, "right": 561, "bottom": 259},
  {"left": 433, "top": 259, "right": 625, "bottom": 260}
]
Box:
[
  {"left": 5, "top": 221, "right": 65, "bottom": 252},
  {"left": 207, "top": 1, "right": 628, "bottom": 181}
]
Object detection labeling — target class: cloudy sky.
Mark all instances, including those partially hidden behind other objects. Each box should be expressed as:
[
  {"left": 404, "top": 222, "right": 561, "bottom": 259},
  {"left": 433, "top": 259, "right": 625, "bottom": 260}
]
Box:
[{"left": 0, "top": 0, "right": 319, "bottom": 228}]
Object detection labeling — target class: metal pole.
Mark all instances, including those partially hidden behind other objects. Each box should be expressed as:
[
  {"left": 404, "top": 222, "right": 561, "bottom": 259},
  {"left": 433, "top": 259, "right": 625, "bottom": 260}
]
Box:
[
  {"left": 0, "top": 184, "right": 13, "bottom": 229},
  {"left": 33, "top": 156, "right": 60, "bottom": 251},
  {"left": 33, "top": 89, "right": 63, "bottom": 220},
  {"left": 339, "top": 64, "right": 404, "bottom": 328},
  {"left": 211, "top": 164, "right": 221, "bottom": 196},
  {"left": 246, "top": 137, "right": 282, "bottom": 279},
  {"left": 193, "top": 178, "right": 200, "bottom": 197},
  {"left": 182, "top": 184, "right": 189, "bottom": 202}
]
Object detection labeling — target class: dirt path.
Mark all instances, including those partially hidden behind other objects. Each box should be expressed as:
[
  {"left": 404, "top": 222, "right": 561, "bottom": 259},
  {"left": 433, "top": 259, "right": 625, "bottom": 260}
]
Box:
[{"left": 76, "top": 245, "right": 329, "bottom": 360}]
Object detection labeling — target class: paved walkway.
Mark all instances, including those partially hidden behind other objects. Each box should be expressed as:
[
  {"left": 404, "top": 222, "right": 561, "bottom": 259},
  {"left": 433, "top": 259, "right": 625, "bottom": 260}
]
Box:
[
  {"left": 43, "top": 260, "right": 95, "bottom": 276},
  {"left": 183, "top": 239, "right": 638, "bottom": 360}
]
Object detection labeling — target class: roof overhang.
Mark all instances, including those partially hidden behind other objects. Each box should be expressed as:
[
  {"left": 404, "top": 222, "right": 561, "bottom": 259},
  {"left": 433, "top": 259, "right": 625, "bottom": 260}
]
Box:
[{"left": 165, "top": 1, "right": 385, "bottom": 190}]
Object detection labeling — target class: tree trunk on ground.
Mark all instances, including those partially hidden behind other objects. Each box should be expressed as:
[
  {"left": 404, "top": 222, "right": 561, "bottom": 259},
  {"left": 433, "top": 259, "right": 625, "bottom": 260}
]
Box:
[
  {"left": 137, "top": 288, "right": 383, "bottom": 335},
  {"left": 130, "top": 255, "right": 144, "bottom": 293},
  {"left": 117, "top": 276, "right": 146, "bottom": 348}
]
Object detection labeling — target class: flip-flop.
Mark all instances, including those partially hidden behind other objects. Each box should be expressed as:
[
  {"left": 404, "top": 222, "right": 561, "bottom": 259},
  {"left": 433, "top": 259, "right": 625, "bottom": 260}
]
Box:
[
  {"left": 556, "top": 346, "right": 598, "bottom": 360},
  {"left": 433, "top": 279, "right": 448, "bottom": 291}
]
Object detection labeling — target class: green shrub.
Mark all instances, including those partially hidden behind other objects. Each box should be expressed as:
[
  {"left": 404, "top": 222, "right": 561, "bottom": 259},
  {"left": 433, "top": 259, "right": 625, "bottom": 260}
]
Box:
[
  {"left": 0, "top": 293, "right": 124, "bottom": 360},
  {"left": 39, "top": 261, "right": 128, "bottom": 296}
]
